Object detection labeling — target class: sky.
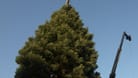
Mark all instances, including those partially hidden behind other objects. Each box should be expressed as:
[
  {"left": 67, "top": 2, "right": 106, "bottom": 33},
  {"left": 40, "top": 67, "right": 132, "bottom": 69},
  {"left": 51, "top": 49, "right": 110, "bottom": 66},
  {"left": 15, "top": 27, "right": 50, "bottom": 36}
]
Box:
[{"left": 0, "top": 0, "right": 137, "bottom": 78}]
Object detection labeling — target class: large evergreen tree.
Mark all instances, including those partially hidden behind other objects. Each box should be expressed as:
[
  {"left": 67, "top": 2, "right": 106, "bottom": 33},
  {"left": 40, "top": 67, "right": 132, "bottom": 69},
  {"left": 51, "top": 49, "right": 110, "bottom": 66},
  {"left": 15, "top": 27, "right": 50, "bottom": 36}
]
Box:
[{"left": 15, "top": 4, "right": 100, "bottom": 78}]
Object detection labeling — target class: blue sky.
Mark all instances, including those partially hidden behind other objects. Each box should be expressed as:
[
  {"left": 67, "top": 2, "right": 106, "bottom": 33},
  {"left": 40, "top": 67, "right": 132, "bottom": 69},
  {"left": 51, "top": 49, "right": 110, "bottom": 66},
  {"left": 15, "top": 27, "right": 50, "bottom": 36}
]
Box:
[{"left": 0, "top": 0, "right": 137, "bottom": 78}]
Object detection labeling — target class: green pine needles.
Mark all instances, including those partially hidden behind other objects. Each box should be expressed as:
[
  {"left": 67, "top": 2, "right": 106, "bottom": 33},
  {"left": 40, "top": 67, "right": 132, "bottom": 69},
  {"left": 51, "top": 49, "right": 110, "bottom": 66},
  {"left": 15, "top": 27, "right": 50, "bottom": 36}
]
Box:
[{"left": 15, "top": 5, "right": 100, "bottom": 78}]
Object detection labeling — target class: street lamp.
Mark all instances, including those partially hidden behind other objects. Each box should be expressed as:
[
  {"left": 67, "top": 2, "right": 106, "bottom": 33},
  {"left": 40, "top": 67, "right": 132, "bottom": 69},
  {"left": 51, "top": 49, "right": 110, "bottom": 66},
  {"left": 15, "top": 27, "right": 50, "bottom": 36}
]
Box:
[{"left": 109, "top": 32, "right": 131, "bottom": 78}]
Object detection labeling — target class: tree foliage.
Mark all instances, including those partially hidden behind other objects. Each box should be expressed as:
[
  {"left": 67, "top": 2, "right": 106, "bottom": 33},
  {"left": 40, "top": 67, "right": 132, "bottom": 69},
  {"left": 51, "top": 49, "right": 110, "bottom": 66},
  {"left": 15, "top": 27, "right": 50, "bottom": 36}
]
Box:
[{"left": 15, "top": 5, "right": 100, "bottom": 78}]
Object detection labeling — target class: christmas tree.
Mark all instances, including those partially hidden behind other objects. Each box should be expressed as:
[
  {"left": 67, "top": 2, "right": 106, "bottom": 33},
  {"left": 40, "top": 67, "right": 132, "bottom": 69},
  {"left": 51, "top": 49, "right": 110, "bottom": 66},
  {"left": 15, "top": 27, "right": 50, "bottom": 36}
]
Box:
[{"left": 15, "top": 2, "right": 100, "bottom": 78}]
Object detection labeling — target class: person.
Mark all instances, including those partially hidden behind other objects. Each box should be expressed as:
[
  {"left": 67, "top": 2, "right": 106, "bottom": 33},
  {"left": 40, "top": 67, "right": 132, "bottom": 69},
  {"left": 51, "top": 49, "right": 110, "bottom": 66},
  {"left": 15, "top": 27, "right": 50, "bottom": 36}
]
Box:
[{"left": 66, "top": 0, "right": 70, "bottom": 5}]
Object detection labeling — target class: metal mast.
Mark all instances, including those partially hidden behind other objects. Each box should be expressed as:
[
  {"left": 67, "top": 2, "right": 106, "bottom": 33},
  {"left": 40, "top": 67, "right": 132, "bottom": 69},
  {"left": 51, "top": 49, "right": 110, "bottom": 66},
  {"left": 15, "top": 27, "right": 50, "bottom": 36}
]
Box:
[{"left": 109, "top": 32, "right": 131, "bottom": 78}]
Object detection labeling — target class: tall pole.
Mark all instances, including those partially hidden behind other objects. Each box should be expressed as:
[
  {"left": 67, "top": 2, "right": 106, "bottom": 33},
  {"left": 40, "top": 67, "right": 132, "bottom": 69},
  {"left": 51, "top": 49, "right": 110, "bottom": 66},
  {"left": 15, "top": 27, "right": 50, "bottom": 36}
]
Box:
[{"left": 109, "top": 32, "right": 131, "bottom": 78}]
